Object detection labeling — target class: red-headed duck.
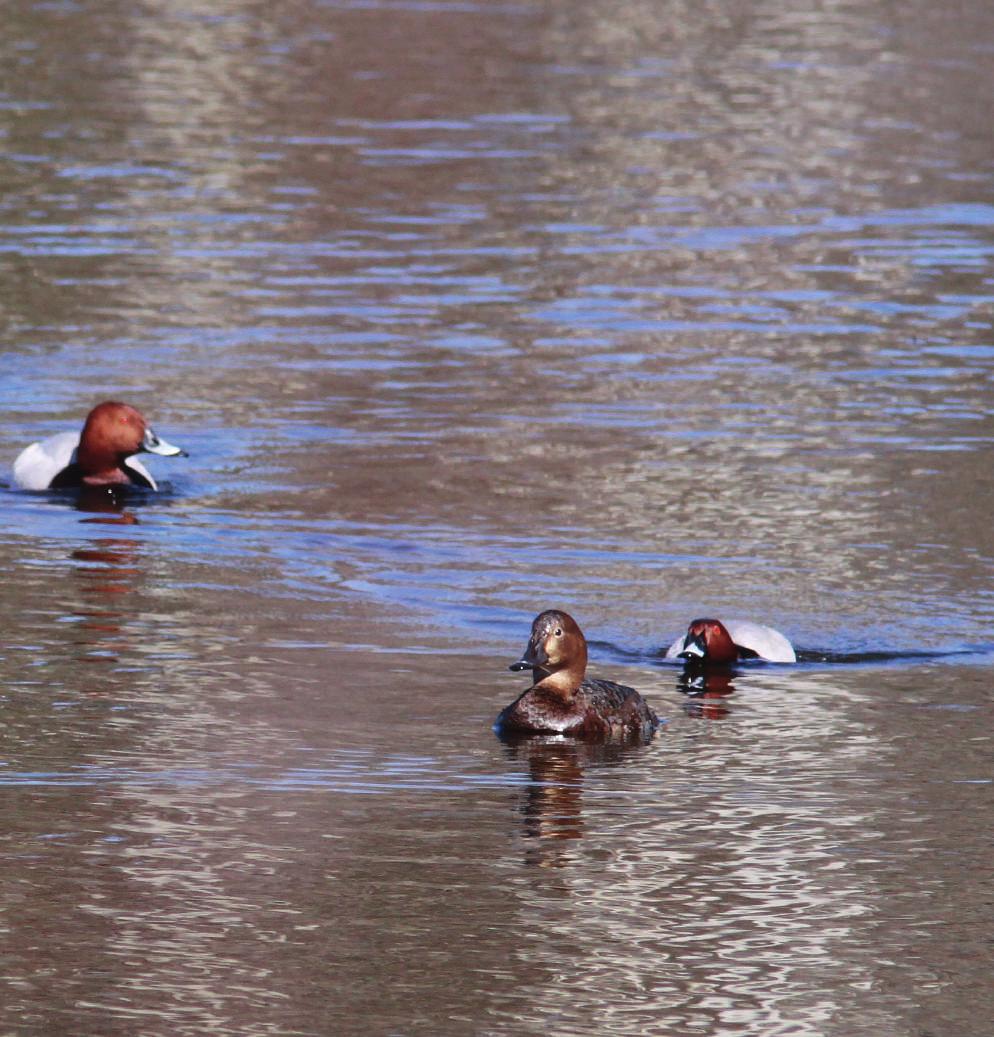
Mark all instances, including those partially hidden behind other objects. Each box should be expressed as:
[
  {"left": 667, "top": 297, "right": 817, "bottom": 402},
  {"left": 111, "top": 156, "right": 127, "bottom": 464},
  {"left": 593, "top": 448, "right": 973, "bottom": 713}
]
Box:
[
  {"left": 665, "top": 618, "right": 796, "bottom": 664},
  {"left": 13, "top": 401, "right": 186, "bottom": 491},
  {"left": 498, "top": 610, "right": 658, "bottom": 738}
]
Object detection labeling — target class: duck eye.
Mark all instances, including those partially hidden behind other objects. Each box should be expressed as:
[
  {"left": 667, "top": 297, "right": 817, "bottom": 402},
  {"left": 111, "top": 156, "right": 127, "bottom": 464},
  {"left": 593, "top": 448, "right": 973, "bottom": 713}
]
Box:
[{"left": 554, "top": 628, "right": 563, "bottom": 637}]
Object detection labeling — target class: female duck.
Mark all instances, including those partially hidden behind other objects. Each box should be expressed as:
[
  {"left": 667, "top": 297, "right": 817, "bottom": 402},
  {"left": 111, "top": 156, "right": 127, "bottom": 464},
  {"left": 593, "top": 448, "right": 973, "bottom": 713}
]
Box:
[
  {"left": 665, "top": 617, "right": 796, "bottom": 664},
  {"left": 13, "top": 401, "right": 186, "bottom": 491},
  {"left": 498, "top": 610, "right": 658, "bottom": 738}
]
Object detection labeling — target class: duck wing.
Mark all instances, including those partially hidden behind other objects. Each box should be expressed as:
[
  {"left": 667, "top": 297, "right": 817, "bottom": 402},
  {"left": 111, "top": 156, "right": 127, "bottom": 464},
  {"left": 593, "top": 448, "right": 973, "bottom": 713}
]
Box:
[
  {"left": 722, "top": 620, "right": 796, "bottom": 662},
  {"left": 579, "top": 679, "right": 658, "bottom": 728},
  {"left": 13, "top": 431, "right": 80, "bottom": 490}
]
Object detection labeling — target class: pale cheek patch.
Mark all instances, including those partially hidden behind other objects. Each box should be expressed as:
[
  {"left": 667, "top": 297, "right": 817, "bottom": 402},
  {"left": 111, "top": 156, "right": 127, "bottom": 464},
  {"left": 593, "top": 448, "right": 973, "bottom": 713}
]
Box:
[
  {"left": 541, "top": 670, "right": 574, "bottom": 694},
  {"left": 543, "top": 637, "right": 561, "bottom": 666}
]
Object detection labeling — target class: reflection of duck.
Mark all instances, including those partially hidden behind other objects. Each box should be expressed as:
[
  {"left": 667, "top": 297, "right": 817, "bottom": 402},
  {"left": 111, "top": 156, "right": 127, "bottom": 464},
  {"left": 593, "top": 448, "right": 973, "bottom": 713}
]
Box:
[
  {"left": 503, "top": 736, "right": 586, "bottom": 847},
  {"left": 75, "top": 484, "right": 142, "bottom": 519},
  {"left": 70, "top": 538, "right": 143, "bottom": 665},
  {"left": 665, "top": 618, "right": 795, "bottom": 664},
  {"left": 678, "top": 669, "right": 736, "bottom": 720},
  {"left": 13, "top": 401, "right": 186, "bottom": 490},
  {"left": 499, "top": 610, "right": 658, "bottom": 739},
  {"left": 499, "top": 734, "right": 642, "bottom": 868}
]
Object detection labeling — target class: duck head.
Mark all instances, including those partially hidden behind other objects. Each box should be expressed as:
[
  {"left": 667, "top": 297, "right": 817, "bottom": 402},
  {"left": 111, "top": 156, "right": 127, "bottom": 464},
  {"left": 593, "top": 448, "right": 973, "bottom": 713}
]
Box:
[
  {"left": 77, "top": 401, "right": 186, "bottom": 485},
  {"left": 510, "top": 609, "right": 588, "bottom": 697},
  {"left": 678, "top": 618, "right": 739, "bottom": 665}
]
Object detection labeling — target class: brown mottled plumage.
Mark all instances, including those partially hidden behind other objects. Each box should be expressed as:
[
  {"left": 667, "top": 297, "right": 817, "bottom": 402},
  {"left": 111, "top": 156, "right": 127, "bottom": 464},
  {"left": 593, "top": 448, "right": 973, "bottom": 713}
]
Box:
[{"left": 498, "top": 610, "right": 658, "bottom": 739}]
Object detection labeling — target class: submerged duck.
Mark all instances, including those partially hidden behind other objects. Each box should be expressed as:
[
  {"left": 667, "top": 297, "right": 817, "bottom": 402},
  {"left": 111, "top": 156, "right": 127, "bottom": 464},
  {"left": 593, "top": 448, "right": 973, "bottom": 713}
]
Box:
[
  {"left": 13, "top": 401, "right": 186, "bottom": 491},
  {"left": 498, "top": 610, "right": 658, "bottom": 738},
  {"left": 665, "top": 618, "right": 796, "bottom": 664}
]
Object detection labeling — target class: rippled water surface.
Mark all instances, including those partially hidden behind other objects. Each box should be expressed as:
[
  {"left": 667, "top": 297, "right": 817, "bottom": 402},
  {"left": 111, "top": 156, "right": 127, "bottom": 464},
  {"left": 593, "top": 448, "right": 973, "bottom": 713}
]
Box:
[{"left": 2, "top": 2, "right": 993, "bottom": 1035}]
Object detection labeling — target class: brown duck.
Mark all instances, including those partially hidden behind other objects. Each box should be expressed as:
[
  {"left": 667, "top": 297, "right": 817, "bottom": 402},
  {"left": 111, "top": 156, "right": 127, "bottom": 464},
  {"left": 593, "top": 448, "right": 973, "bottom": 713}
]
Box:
[{"left": 497, "top": 610, "right": 658, "bottom": 739}]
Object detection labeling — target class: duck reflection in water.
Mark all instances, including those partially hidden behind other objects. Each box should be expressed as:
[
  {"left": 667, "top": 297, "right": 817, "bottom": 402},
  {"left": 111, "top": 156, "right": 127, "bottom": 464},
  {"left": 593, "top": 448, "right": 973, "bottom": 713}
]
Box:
[
  {"left": 677, "top": 668, "right": 737, "bottom": 720},
  {"left": 75, "top": 483, "right": 142, "bottom": 522},
  {"left": 498, "top": 732, "right": 644, "bottom": 869},
  {"left": 67, "top": 487, "right": 147, "bottom": 668},
  {"left": 70, "top": 536, "right": 144, "bottom": 666}
]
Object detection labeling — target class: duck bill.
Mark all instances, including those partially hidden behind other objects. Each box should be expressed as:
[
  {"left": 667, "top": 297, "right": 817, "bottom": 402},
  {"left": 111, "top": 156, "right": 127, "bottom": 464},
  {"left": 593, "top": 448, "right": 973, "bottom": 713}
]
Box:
[
  {"left": 142, "top": 427, "right": 188, "bottom": 457},
  {"left": 678, "top": 634, "right": 707, "bottom": 661},
  {"left": 509, "top": 638, "right": 549, "bottom": 673}
]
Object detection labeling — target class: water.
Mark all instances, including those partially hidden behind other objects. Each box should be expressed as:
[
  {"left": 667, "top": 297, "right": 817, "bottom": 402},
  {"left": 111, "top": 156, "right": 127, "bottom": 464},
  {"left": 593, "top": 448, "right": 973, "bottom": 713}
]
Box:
[{"left": 1, "top": 1, "right": 993, "bottom": 1034}]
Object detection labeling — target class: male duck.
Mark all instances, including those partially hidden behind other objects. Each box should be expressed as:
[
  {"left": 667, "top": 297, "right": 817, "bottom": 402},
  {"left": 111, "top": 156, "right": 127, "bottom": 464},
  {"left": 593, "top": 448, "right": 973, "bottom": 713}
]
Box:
[
  {"left": 13, "top": 401, "right": 186, "bottom": 491},
  {"left": 665, "top": 617, "right": 796, "bottom": 664}
]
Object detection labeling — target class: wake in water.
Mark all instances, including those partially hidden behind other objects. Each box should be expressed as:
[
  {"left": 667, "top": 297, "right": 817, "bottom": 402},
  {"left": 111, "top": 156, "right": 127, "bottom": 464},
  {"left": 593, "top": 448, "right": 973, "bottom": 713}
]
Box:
[{"left": 588, "top": 640, "right": 994, "bottom": 670}]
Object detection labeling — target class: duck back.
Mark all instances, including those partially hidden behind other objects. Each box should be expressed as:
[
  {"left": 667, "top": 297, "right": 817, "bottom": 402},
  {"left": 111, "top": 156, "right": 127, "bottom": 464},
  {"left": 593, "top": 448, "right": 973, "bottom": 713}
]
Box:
[{"left": 498, "top": 678, "right": 657, "bottom": 739}]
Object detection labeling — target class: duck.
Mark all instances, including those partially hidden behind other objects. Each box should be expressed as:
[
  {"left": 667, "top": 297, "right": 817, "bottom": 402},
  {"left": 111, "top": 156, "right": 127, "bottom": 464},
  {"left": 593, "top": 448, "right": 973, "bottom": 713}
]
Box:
[
  {"left": 497, "top": 610, "right": 658, "bottom": 738},
  {"left": 665, "top": 617, "right": 796, "bottom": 664},
  {"left": 12, "top": 401, "right": 186, "bottom": 491}
]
